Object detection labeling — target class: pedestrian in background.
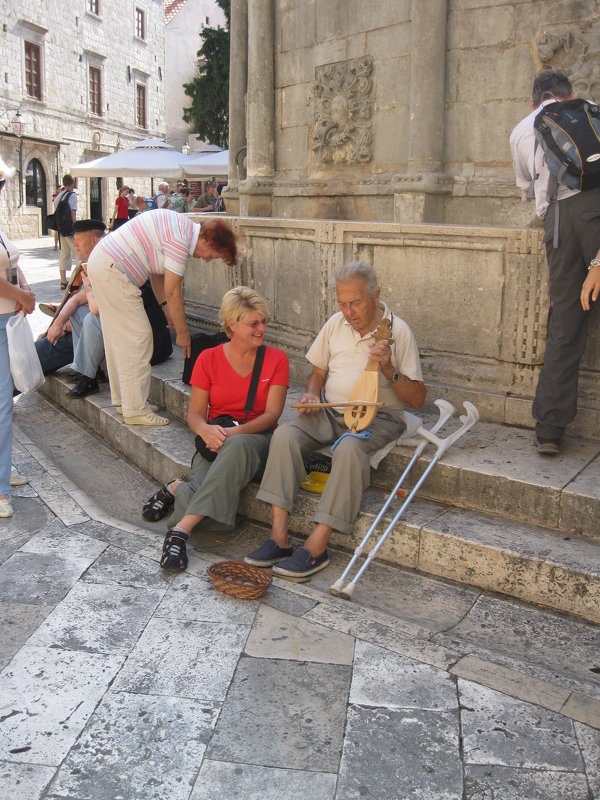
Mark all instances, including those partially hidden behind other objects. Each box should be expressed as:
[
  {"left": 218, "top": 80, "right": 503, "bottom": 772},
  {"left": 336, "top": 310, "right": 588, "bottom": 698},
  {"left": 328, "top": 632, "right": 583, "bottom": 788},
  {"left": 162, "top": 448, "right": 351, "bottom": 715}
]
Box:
[{"left": 111, "top": 186, "right": 130, "bottom": 230}]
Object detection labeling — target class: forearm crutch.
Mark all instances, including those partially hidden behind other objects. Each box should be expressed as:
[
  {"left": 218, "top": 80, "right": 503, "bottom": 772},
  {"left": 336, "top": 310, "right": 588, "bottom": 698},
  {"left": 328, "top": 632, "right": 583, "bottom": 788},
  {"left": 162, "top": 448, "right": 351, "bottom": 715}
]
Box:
[
  {"left": 329, "top": 399, "right": 454, "bottom": 598},
  {"left": 329, "top": 401, "right": 479, "bottom": 601}
]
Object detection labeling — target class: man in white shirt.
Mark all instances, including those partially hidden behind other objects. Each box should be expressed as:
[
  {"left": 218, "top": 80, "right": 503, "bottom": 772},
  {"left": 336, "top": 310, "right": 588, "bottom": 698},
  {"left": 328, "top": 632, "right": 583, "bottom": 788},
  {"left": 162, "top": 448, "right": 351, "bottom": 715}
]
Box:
[
  {"left": 245, "top": 260, "right": 426, "bottom": 581},
  {"left": 509, "top": 70, "right": 600, "bottom": 454}
]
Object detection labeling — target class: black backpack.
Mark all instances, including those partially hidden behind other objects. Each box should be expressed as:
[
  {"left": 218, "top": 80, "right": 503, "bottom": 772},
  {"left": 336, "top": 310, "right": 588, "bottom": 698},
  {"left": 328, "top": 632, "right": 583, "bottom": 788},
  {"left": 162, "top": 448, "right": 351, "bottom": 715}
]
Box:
[
  {"left": 51, "top": 190, "right": 75, "bottom": 237},
  {"left": 534, "top": 99, "right": 600, "bottom": 192},
  {"left": 181, "top": 329, "right": 229, "bottom": 384}
]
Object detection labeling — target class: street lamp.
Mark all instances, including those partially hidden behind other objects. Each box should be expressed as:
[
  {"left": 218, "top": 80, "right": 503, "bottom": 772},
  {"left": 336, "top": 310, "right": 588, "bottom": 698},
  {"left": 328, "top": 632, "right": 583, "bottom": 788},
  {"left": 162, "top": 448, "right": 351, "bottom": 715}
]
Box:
[{"left": 11, "top": 111, "right": 24, "bottom": 205}]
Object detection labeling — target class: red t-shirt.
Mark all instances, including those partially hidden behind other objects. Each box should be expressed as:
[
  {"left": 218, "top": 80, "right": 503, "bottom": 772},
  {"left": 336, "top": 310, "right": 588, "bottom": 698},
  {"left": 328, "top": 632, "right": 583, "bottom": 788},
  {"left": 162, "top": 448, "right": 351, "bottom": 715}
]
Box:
[
  {"left": 191, "top": 344, "right": 289, "bottom": 423},
  {"left": 115, "top": 195, "right": 130, "bottom": 219}
]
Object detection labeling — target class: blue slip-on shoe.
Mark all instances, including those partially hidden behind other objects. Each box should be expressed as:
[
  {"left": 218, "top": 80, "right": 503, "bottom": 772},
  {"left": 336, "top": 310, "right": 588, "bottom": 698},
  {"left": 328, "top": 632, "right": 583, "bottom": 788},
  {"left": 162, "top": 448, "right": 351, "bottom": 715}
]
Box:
[
  {"left": 244, "top": 539, "right": 294, "bottom": 568},
  {"left": 271, "top": 546, "right": 329, "bottom": 582}
]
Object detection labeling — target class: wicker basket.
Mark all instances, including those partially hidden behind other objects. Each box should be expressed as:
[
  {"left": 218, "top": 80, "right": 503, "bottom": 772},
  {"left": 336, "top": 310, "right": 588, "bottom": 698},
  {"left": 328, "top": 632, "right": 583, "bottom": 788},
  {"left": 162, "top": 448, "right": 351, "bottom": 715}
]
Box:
[{"left": 207, "top": 560, "right": 272, "bottom": 601}]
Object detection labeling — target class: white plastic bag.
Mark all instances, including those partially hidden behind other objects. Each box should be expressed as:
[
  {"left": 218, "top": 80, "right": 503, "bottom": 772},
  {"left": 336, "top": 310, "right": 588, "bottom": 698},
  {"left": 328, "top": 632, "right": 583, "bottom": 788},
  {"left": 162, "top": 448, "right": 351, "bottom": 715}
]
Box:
[{"left": 6, "top": 312, "right": 45, "bottom": 393}]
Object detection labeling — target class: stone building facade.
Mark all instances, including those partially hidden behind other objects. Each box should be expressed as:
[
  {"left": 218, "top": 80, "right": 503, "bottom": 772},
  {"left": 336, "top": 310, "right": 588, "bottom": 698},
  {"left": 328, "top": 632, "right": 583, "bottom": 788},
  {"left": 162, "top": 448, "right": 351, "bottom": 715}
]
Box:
[
  {"left": 164, "top": 0, "right": 227, "bottom": 153},
  {"left": 0, "top": 0, "right": 165, "bottom": 239},
  {"left": 225, "top": 0, "right": 600, "bottom": 227}
]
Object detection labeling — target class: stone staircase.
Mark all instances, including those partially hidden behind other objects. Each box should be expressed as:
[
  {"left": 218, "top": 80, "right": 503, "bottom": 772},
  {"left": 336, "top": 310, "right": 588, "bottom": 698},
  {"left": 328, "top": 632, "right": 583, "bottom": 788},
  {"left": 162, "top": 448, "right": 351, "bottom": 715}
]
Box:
[{"left": 40, "top": 353, "right": 600, "bottom": 624}]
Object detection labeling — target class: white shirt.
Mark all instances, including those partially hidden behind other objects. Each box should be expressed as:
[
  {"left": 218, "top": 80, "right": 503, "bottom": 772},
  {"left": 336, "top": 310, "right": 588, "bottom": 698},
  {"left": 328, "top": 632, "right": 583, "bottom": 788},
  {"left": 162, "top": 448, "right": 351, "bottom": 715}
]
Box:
[
  {"left": 306, "top": 302, "right": 423, "bottom": 414},
  {"left": 509, "top": 99, "right": 578, "bottom": 220}
]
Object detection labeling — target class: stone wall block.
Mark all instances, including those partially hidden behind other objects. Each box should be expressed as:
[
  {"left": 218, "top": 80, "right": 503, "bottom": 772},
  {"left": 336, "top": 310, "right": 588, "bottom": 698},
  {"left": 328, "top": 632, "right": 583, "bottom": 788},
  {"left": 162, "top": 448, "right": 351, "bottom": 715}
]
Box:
[
  {"left": 366, "top": 22, "right": 412, "bottom": 58},
  {"left": 275, "top": 49, "right": 315, "bottom": 89},
  {"left": 281, "top": 82, "right": 313, "bottom": 129},
  {"left": 514, "top": 1, "right": 598, "bottom": 40},
  {"left": 315, "top": 0, "right": 411, "bottom": 42},
  {"left": 449, "top": 45, "right": 535, "bottom": 104},
  {"left": 279, "top": 1, "right": 316, "bottom": 53},
  {"left": 275, "top": 125, "right": 309, "bottom": 171},
  {"left": 447, "top": 5, "right": 514, "bottom": 50}
]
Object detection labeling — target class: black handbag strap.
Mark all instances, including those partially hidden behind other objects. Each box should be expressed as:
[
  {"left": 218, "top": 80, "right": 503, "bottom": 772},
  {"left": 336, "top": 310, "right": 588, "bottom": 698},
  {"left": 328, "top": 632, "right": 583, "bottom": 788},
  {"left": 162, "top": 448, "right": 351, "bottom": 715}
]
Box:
[{"left": 242, "top": 345, "right": 266, "bottom": 421}]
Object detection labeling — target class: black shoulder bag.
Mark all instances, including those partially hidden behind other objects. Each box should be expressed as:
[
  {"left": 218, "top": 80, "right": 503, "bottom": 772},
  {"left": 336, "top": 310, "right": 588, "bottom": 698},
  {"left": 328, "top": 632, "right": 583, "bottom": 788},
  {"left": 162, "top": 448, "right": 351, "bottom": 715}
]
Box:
[{"left": 195, "top": 345, "right": 266, "bottom": 462}]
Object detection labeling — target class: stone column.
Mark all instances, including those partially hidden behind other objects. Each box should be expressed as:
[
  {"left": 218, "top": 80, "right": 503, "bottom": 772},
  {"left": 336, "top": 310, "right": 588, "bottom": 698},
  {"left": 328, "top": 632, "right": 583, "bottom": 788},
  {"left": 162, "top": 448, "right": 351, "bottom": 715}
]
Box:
[
  {"left": 393, "top": 0, "right": 451, "bottom": 223},
  {"left": 226, "top": 0, "right": 248, "bottom": 203},
  {"left": 242, "top": 0, "right": 274, "bottom": 216}
]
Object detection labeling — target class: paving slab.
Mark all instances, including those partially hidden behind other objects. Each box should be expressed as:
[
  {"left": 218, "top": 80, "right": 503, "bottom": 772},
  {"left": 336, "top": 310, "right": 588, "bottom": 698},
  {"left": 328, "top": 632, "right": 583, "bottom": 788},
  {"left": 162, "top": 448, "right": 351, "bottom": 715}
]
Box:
[
  {"left": 27, "top": 581, "right": 164, "bottom": 656},
  {"left": 0, "top": 601, "right": 55, "bottom": 671},
  {"left": 20, "top": 517, "right": 108, "bottom": 561},
  {"left": 0, "top": 762, "right": 55, "bottom": 800},
  {"left": 0, "top": 645, "right": 124, "bottom": 766},
  {"left": 245, "top": 604, "right": 354, "bottom": 664},
  {"left": 207, "top": 655, "right": 351, "bottom": 771},
  {"left": 459, "top": 680, "right": 583, "bottom": 771},
  {"left": 436, "top": 594, "right": 600, "bottom": 698},
  {"left": 336, "top": 705, "right": 462, "bottom": 800},
  {"left": 155, "top": 572, "right": 260, "bottom": 625},
  {"left": 81, "top": 545, "right": 173, "bottom": 591},
  {"left": 189, "top": 760, "right": 337, "bottom": 800},
  {"left": 0, "top": 551, "right": 96, "bottom": 606},
  {"left": 112, "top": 618, "right": 250, "bottom": 701},
  {"left": 464, "top": 764, "right": 590, "bottom": 800},
  {"left": 575, "top": 722, "right": 600, "bottom": 798},
  {"left": 0, "top": 497, "right": 54, "bottom": 547},
  {"left": 350, "top": 640, "right": 458, "bottom": 711},
  {"left": 449, "top": 654, "right": 571, "bottom": 713},
  {"left": 47, "top": 691, "right": 218, "bottom": 800}
]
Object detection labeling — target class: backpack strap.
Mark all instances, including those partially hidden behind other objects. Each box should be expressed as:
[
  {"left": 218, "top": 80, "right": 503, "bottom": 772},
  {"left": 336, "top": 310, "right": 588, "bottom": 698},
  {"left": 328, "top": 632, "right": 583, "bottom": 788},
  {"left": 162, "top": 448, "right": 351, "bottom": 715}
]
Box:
[{"left": 242, "top": 344, "right": 266, "bottom": 422}]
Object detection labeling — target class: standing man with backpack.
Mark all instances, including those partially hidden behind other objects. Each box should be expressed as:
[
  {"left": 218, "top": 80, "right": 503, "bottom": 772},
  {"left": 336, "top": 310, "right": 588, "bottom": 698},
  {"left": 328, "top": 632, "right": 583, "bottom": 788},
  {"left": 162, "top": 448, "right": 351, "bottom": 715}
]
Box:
[
  {"left": 53, "top": 174, "right": 79, "bottom": 289},
  {"left": 510, "top": 70, "right": 600, "bottom": 455}
]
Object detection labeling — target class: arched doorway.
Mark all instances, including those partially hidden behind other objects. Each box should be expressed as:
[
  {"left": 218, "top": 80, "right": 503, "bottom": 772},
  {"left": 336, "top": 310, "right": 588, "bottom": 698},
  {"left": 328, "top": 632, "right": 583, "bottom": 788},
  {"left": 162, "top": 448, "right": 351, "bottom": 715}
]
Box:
[{"left": 25, "top": 158, "right": 48, "bottom": 234}]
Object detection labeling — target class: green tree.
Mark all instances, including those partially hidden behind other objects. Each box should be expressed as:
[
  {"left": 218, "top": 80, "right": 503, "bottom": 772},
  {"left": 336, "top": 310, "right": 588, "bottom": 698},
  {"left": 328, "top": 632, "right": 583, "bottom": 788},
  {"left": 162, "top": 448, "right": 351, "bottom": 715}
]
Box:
[{"left": 183, "top": 0, "right": 230, "bottom": 149}]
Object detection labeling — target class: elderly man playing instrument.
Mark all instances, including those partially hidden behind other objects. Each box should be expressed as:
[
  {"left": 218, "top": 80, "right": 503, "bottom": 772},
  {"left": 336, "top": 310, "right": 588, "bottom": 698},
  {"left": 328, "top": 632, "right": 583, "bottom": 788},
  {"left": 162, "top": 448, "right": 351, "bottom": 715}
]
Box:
[{"left": 245, "top": 260, "right": 426, "bottom": 582}]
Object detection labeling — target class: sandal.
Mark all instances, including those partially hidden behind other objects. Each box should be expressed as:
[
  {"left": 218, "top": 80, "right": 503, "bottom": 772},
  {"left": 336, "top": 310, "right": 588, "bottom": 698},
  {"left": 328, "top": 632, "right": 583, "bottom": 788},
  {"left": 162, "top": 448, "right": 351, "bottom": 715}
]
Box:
[
  {"left": 142, "top": 482, "right": 175, "bottom": 521},
  {"left": 60, "top": 282, "right": 68, "bottom": 290},
  {"left": 160, "top": 530, "right": 188, "bottom": 571}
]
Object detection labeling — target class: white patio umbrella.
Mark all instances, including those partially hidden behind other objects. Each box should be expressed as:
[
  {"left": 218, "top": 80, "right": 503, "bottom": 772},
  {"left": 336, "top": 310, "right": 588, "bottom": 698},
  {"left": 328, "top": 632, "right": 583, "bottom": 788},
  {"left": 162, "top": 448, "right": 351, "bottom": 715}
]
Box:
[
  {"left": 182, "top": 149, "right": 229, "bottom": 178},
  {"left": 71, "top": 138, "right": 190, "bottom": 179}
]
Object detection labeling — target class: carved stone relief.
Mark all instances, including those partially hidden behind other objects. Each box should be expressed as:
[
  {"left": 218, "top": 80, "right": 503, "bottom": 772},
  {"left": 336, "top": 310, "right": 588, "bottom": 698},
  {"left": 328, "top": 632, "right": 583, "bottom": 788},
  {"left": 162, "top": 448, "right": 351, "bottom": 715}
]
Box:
[
  {"left": 312, "top": 56, "right": 374, "bottom": 165},
  {"left": 535, "top": 24, "right": 600, "bottom": 99}
]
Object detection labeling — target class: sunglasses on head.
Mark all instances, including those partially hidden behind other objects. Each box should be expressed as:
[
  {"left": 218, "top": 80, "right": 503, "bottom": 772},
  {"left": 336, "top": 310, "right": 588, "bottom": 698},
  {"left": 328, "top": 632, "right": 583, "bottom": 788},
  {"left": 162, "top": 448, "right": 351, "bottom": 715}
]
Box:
[{"left": 0, "top": 179, "right": 6, "bottom": 189}]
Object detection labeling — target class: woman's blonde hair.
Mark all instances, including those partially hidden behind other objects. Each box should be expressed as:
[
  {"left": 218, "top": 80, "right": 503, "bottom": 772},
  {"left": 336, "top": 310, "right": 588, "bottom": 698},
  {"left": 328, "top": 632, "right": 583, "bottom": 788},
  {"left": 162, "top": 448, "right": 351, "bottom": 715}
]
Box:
[{"left": 219, "top": 286, "right": 269, "bottom": 338}]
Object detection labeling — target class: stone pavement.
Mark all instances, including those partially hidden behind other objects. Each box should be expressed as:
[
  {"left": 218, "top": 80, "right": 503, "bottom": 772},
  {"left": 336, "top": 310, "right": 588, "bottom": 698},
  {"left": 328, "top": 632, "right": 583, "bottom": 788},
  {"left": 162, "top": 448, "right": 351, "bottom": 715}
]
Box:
[
  {"left": 0, "top": 234, "right": 598, "bottom": 799},
  {"left": 0, "top": 388, "right": 598, "bottom": 799}
]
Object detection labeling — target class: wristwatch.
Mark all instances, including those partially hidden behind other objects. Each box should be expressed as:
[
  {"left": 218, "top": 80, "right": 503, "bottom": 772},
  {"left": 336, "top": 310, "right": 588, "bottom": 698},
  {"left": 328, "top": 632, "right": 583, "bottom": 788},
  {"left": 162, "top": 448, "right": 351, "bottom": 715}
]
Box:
[
  {"left": 589, "top": 258, "right": 600, "bottom": 271},
  {"left": 386, "top": 370, "right": 399, "bottom": 383}
]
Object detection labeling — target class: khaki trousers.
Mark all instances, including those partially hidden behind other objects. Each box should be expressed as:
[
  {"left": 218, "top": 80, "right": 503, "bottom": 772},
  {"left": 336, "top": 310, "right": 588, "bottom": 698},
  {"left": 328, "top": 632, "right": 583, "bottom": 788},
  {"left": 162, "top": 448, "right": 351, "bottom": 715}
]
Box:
[
  {"left": 256, "top": 409, "right": 405, "bottom": 534},
  {"left": 86, "top": 250, "right": 153, "bottom": 417},
  {"left": 168, "top": 433, "right": 272, "bottom": 531}
]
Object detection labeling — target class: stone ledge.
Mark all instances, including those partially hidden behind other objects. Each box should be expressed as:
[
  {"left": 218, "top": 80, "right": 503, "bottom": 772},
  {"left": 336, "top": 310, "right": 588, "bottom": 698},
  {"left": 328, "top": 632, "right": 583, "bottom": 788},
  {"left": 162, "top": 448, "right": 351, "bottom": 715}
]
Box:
[{"left": 40, "top": 370, "right": 600, "bottom": 623}]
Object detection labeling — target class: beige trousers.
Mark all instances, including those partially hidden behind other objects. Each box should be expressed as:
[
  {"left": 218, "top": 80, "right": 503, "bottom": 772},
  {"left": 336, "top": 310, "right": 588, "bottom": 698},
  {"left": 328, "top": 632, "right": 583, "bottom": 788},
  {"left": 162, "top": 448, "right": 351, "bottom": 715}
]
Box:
[
  {"left": 86, "top": 249, "right": 153, "bottom": 417},
  {"left": 58, "top": 235, "right": 80, "bottom": 274}
]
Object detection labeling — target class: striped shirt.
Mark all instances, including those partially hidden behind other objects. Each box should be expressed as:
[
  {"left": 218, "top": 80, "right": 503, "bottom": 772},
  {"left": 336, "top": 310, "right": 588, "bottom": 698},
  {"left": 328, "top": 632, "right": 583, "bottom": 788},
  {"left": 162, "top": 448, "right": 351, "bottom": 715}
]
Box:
[{"left": 97, "top": 209, "right": 201, "bottom": 286}]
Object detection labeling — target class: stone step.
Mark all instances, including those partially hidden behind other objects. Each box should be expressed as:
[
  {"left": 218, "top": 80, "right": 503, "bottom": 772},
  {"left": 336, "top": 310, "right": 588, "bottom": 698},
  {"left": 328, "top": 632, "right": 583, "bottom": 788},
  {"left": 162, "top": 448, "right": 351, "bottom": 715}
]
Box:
[
  {"left": 40, "top": 370, "right": 600, "bottom": 624},
  {"left": 147, "top": 356, "right": 600, "bottom": 541}
]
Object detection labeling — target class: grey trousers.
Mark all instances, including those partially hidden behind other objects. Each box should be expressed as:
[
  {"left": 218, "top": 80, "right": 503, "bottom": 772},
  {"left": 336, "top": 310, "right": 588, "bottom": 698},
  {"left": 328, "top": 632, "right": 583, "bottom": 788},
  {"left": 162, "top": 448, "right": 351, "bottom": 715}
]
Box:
[
  {"left": 534, "top": 188, "right": 600, "bottom": 440},
  {"left": 167, "top": 432, "right": 272, "bottom": 531},
  {"left": 256, "top": 409, "right": 405, "bottom": 535}
]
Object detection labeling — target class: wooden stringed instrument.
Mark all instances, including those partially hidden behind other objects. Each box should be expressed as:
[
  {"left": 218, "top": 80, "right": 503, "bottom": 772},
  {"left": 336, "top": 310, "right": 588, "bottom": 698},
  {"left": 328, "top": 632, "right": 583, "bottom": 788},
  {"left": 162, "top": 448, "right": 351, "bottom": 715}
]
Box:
[{"left": 344, "top": 318, "right": 392, "bottom": 432}]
